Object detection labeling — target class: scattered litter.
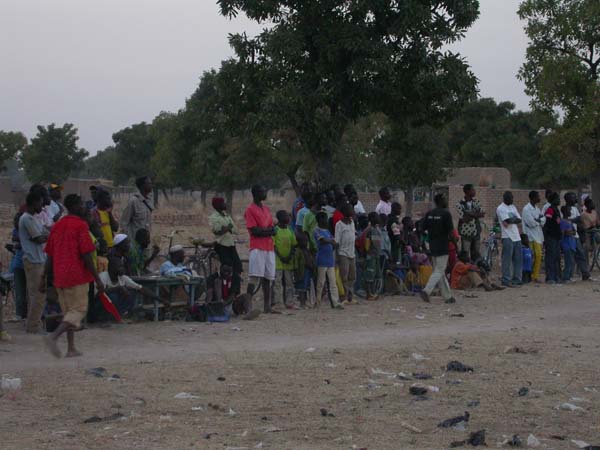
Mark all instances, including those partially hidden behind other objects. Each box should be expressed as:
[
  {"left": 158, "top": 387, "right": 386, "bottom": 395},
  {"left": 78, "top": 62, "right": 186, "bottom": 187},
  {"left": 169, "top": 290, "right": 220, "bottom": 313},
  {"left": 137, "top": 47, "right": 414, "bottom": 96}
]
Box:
[
  {"left": 448, "top": 344, "right": 462, "bottom": 350},
  {"left": 305, "top": 347, "right": 316, "bottom": 353},
  {"left": 409, "top": 386, "right": 428, "bottom": 396},
  {"left": 400, "top": 421, "right": 422, "bottom": 433},
  {"left": 438, "top": 411, "right": 470, "bottom": 428},
  {"left": 504, "top": 346, "right": 535, "bottom": 354},
  {"left": 451, "top": 430, "right": 486, "bottom": 448},
  {"left": 83, "top": 413, "right": 125, "bottom": 424},
  {"left": 556, "top": 402, "right": 584, "bottom": 412},
  {"left": 527, "top": 434, "right": 540, "bottom": 448},
  {"left": 412, "top": 353, "right": 429, "bottom": 361},
  {"left": 228, "top": 408, "right": 237, "bottom": 416},
  {"left": 413, "top": 373, "right": 432, "bottom": 380},
  {"left": 174, "top": 392, "right": 199, "bottom": 400},
  {"left": 570, "top": 397, "right": 589, "bottom": 403},
  {"left": 225, "top": 447, "right": 248, "bottom": 450},
  {"left": 549, "top": 370, "right": 561, "bottom": 377},
  {"left": 217, "top": 376, "right": 226, "bottom": 381},
  {"left": 1, "top": 376, "right": 22, "bottom": 390},
  {"left": 499, "top": 434, "right": 523, "bottom": 447},
  {"left": 464, "top": 293, "right": 478, "bottom": 299},
  {"left": 467, "top": 400, "right": 480, "bottom": 407},
  {"left": 320, "top": 408, "right": 335, "bottom": 417},
  {"left": 255, "top": 443, "right": 263, "bottom": 449},
  {"left": 262, "top": 425, "right": 283, "bottom": 433},
  {"left": 572, "top": 440, "right": 591, "bottom": 449},
  {"left": 325, "top": 362, "right": 337, "bottom": 368},
  {"left": 397, "top": 372, "right": 411, "bottom": 380},
  {"left": 134, "top": 398, "right": 146, "bottom": 406},
  {"left": 391, "top": 308, "right": 403, "bottom": 312},
  {"left": 451, "top": 313, "right": 465, "bottom": 318},
  {"left": 324, "top": 379, "right": 331, "bottom": 385},
  {"left": 415, "top": 314, "right": 425, "bottom": 320},
  {"left": 86, "top": 367, "right": 107, "bottom": 378},
  {"left": 446, "top": 361, "right": 474, "bottom": 372},
  {"left": 159, "top": 415, "right": 173, "bottom": 422},
  {"left": 518, "top": 387, "right": 529, "bottom": 397},
  {"left": 231, "top": 327, "right": 241, "bottom": 331},
  {"left": 332, "top": 349, "right": 342, "bottom": 354},
  {"left": 446, "top": 380, "right": 463, "bottom": 385},
  {"left": 108, "top": 375, "right": 121, "bottom": 381},
  {"left": 192, "top": 406, "right": 205, "bottom": 411},
  {"left": 371, "top": 368, "right": 397, "bottom": 378},
  {"left": 584, "top": 386, "right": 598, "bottom": 392}
]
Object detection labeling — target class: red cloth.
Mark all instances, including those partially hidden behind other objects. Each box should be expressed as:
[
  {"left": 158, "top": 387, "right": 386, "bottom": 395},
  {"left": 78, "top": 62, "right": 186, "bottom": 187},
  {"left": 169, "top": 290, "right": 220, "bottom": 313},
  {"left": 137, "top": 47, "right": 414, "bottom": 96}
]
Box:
[
  {"left": 45, "top": 215, "right": 96, "bottom": 288},
  {"left": 332, "top": 209, "right": 344, "bottom": 229},
  {"left": 98, "top": 292, "right": 122, "bottom": 322},
  {"left": 244, "top": 203, "right": 274, "bottom": 251},
  {"left": 450, "top": 261, "right": 471, "bottom": 289}
]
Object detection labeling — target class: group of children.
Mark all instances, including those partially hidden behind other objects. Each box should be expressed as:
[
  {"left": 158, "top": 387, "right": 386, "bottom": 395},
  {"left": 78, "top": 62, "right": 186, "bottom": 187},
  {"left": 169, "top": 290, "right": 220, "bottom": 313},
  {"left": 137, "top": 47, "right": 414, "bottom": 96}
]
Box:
[{"left": 270, "top": 189, "right": 435, "bottom": 310}]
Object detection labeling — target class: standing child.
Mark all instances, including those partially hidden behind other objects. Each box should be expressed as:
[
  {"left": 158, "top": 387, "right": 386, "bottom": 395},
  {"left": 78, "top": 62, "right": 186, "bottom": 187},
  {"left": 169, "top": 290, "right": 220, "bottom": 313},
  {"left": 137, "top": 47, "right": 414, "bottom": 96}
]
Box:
[
  {"left": 364, "top": 212, "right": 383, "bottom": 301},
  {"left": 543, "top": 192, "right": 562, "bottom": 284},
  {"left": 314, "top": 212, "right": 344, "bottom": 309},
  {"left": 293, "top": 232, "right": 315, "bottom": 308},
  {"left": 335, "top": 203, "right": 357, "bottom": 305},
  {"left": 273, "top": 210, "right": 298, "bottom": 309},
  {"left": 560, "top": 205, "right": 577, "bottom": 283},
  {"left": 520, "top": 234, "right": 533, "bottom": 283}
]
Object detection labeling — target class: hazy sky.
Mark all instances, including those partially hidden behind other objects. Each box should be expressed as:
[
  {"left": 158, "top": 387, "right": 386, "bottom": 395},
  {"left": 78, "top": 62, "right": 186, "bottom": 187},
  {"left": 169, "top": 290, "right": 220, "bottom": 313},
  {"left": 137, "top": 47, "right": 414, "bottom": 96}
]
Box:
[{"left": 0, "top": 0, "right": 530, "bottom": 155}]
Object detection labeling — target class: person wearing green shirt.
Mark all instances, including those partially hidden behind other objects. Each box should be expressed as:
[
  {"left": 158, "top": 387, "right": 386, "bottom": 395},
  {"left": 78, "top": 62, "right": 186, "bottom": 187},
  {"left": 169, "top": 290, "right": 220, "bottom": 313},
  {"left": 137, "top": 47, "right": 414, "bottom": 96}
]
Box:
[
  {"left": 209, "top": 197, "right": 242, "bottom": 275},
  {"left": 273, "top": 210, "right": 298, "bottom": 309},
  {"left": 303, "top": 192, "right": 327, "bottom": 253},
  {"left": 127, "top": 229, "right": 159, "bottom": 276}
]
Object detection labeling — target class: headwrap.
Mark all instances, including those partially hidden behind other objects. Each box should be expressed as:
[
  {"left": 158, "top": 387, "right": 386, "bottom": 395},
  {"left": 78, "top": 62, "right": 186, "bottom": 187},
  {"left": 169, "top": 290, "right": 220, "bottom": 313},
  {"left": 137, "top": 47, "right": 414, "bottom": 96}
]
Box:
[{"left": 212, "top": 197, "right": 226, "bottom": 210}]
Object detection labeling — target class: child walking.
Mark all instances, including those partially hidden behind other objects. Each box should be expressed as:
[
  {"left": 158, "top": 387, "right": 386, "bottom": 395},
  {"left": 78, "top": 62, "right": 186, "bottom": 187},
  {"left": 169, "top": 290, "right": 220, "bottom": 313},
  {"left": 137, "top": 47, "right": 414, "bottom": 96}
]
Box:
[
  {"left": 314, "top": 212, "right": 344, "bottom": 309},
  {"left": 335, "top": 203, "right": 357, "bottom": 305},
  {"left": 520, "top": 234, "right": 533, "bottom": 283},
  {"left": 293, "top": 232, "right": 315, "bottom": 308},
  {"left": 273, "top": 210, "right": 298, "bottom": 309}
]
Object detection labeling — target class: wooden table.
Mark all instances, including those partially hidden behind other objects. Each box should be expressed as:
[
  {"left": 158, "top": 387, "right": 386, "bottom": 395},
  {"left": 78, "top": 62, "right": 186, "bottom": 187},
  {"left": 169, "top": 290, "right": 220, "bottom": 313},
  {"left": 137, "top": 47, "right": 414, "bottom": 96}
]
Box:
[{"left": 131, "top": 275, "right": 205, "bottom": 321}]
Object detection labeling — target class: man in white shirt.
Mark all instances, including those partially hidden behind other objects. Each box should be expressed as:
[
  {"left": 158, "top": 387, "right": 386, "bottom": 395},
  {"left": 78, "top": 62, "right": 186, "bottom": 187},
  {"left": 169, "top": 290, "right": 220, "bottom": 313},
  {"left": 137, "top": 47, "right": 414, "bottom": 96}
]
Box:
[
  {"left": 522, "top": 191, "right": 545, "bottom": 283},
  {"left": 563, "top": 192, "right": 591, "bottom": 280},
  {"left": 344, "top": 185, "right": 366, "bottom": 215},
  {"left": 375, "top": 187, "right": 392, "bottom": 216},
  {"left": 496, "top": 191, "right": 523, "bottom": 287}
]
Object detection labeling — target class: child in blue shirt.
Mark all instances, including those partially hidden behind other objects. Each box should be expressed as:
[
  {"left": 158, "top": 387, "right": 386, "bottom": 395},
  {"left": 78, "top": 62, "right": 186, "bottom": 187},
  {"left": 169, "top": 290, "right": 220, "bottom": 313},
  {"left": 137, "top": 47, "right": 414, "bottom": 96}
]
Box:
[
  {"left": 520, "top": 234, "right": 533, "bottom": 283},
  {"left": 314, "top": 212, "right": 344, "bottom": 309},
  {"left": 560, "top": 206, "right": 576, "bottom": 282}
]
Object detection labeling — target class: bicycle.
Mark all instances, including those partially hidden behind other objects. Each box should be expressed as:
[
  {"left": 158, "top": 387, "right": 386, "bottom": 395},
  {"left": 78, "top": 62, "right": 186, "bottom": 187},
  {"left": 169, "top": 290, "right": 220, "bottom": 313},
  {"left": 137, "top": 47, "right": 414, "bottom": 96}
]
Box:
[
  {"left": 187, "top": 237, "right": 220, "bottom": 279},
  {"left": 482, "top": 225, "right": 500, "bottom": 271}
]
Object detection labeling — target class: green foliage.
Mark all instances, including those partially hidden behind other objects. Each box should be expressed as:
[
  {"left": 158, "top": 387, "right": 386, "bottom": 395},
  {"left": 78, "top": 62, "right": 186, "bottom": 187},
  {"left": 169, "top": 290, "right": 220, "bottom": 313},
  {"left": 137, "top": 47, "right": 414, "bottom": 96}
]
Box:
[
  {"left": 21, "top": 123, "right": 88, "bottom": 183},
  {"left": 0, "top": 131, "right": 27, "bottom": 172},
  {"left": 443, "top": 98, "right": 577, "bottom": 188},
  {"left": 79, "top": 146, "right": 117, "bottom": 180},
  {"left": 218, "top": 0, "right": 480, "bottom": 186},
  {"left": 111, "top": 122, "right": 156, "bottom": 185},
  {"left": 518, "top": 0, "right": 600, "bottom": 191}
]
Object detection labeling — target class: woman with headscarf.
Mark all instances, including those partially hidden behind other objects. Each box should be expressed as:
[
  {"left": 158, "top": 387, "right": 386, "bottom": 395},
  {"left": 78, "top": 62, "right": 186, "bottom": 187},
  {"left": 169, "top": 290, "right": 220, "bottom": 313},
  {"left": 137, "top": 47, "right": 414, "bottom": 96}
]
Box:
[{"left": 209, "top": 197, "right": 242, "bottom": 275}]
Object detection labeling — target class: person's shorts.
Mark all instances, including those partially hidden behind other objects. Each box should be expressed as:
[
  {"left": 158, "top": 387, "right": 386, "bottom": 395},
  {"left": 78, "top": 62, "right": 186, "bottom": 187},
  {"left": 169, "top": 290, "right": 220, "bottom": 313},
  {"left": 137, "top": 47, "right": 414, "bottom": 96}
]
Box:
[
  {"left": 57, "top": 283, "right": 89, "bottom": 329},
  {"left": 248, "top": 249, "right": 276, "bottom": 281}
]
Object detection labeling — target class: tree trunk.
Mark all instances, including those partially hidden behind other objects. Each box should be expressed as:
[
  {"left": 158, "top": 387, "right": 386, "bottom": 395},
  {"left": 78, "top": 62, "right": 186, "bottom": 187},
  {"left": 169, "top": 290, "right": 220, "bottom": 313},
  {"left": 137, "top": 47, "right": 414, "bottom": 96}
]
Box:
[
  {"left": 153, "top": 187, "right": 160, "bottom": 208},
  {"left": 200, "top": 189, "right": 207, "bottom": 207},
  {"left": 316, "top": 151, "right": 334, "bottom": 191},
  {"left": 404, "top": 186, "right": 415, "bottom": 217},
  {"left": 288, "top": 172, "right": 300, "bottom": 196},
  {"left": 591, "top": 168, "right": 600, "bottom": 205},
  {"left": 225, "top": 189, "right": 234, "bottom": 216},
  {"left": 161, "top": 188, "right": 169, "bottom": 202}
]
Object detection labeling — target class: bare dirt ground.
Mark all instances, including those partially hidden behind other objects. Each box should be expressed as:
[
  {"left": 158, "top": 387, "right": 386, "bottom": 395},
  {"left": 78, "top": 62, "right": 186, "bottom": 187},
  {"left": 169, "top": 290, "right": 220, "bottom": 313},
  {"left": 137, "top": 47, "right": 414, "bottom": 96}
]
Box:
[{"left": 2, "top": 281, "right": 600, "bottom": 450}]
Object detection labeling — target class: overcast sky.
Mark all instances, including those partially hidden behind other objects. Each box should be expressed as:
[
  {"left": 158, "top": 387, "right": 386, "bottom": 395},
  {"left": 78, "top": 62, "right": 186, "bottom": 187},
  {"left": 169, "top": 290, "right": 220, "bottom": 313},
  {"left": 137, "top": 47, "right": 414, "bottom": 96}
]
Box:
[{"left": 0, "top": 0, "right": 530, "bottom": 155}]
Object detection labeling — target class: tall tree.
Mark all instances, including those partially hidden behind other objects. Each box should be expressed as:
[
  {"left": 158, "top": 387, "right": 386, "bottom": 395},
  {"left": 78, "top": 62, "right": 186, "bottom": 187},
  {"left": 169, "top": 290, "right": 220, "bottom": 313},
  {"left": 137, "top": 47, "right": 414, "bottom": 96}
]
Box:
[
  {"left": 111, "top": 122, "right": 155, "bottom": 185},
  {"left": 518, "top": 0, "right": 600, "bottom": 197},
  {"left": 376, "top": 122, "right": 448, "bottom": 215},
  {"left": 0, "top": 131, "right": 27, "bottom": 172},
  {"left": 218, "top": 0, "right": 480, "bottom": 187},
  {"left": 20, "top": 123, "right": 88, "bottom": 183},
  {"left": 79, "top": 146, "right": 117, "bottom": 180}
]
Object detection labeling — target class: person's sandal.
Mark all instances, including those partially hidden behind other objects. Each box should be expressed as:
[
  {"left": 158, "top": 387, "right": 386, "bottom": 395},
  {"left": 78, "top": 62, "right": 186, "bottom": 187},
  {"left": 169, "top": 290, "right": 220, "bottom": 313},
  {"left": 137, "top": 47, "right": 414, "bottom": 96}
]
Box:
[{"left": 420, "top": 291, "right": 430, "bottom": 303}]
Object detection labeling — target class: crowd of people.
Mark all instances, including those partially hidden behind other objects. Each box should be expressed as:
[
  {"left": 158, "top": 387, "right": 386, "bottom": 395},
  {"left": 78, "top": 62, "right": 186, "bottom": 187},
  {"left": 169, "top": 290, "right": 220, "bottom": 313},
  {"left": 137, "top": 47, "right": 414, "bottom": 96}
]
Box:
[{"left": 2, "top": 177, "right": 599, "bottom": 357}]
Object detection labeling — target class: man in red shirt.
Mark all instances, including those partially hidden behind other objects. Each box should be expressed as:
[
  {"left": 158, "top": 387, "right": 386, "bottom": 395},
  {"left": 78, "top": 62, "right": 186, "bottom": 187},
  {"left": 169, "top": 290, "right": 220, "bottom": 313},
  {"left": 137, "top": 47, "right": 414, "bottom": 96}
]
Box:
[
  {"left": 42, "top": 194, "right": 104, "bottom": 358},
  {"left": 244, "top": 185, "right": 276, "bottom": 317}
]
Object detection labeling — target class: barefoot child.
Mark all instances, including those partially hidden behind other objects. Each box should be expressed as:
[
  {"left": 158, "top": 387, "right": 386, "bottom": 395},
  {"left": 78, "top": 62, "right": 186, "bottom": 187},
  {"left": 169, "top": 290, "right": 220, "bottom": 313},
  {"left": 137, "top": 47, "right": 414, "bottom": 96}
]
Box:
[
  {"left": 273, "top": 210, "right": 298, "bottom": 309},
  {"left": 42, "top": 194, "right": 105, "bottom": 358},
  {"left": 335, "top": 203, "right": 357, "bottom": 305}
]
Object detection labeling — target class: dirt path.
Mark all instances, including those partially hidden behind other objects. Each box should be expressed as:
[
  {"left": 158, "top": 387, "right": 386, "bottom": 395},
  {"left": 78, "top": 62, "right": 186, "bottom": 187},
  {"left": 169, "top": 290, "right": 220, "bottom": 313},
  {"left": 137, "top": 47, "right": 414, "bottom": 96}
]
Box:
[{"left": 2, "top": 283, "right": 600, "bottom": 449}]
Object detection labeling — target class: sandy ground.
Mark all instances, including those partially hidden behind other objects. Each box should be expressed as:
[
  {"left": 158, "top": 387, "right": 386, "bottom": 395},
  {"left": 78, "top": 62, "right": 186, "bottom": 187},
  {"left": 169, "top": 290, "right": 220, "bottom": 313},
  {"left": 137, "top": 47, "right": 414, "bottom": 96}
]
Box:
[{"left": 2, "top": 282, "right": 600, "bottom": 450}]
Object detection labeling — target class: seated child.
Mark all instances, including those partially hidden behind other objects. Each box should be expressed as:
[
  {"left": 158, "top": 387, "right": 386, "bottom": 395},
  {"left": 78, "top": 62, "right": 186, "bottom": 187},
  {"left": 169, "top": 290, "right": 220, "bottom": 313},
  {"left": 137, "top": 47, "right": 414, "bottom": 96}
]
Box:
[
  {"left": 520, "top": 234, "right": 533, "bottom": 283},
  {"left": 99, "top": 256, "right": 161, "bottom": 318},
  {"left": 451, "top": 251, "right": 503, "bottom": 291},
  {"left": 206, "top": 264, "right": 242, "bottom": 316}
]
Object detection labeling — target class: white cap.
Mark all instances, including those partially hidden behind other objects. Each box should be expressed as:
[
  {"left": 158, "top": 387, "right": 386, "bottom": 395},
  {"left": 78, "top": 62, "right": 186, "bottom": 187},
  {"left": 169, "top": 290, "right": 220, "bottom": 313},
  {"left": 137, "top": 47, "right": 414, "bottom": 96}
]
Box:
[
  {"left": 169, "top": 244, "right": 184, "bottom": 253},
  {"left": 113, "top": 234, "right": 128, "bottom": 246}
]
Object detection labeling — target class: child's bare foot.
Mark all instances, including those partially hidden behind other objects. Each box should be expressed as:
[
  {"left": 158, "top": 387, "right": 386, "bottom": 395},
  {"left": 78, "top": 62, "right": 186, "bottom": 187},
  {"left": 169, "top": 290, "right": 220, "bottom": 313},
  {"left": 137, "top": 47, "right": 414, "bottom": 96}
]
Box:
[
  {"left": 66, "top": 349, "right": 83, "bottom": 358},
  {"left": 44, "top": 336, "right": 62, "bottom": 359}
]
